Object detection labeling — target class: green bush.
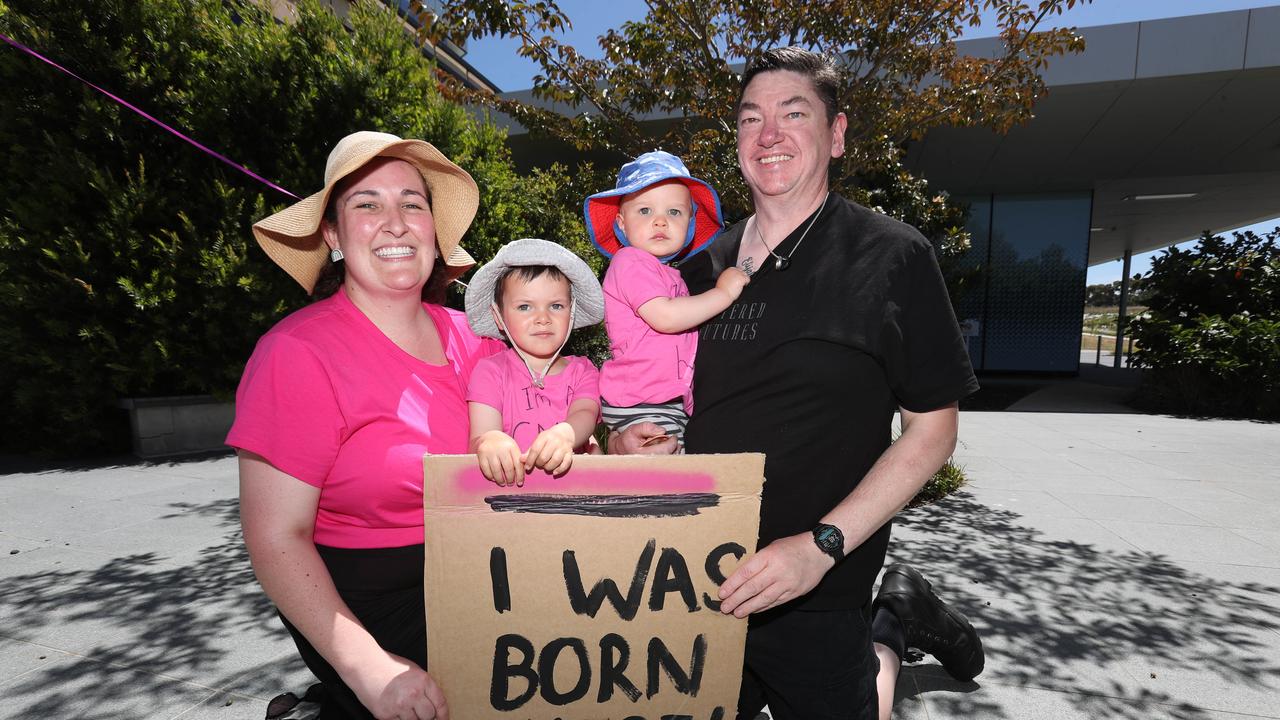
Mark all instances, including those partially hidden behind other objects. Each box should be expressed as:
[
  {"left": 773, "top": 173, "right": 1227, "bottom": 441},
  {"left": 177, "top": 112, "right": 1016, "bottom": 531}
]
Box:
[
  {"left": 909, "top": 457, "right": 968, "bottom": 508},
  {"left": 1128, "top": 229, "right": 1280, "bottom": 419},
  {"left": 0, "top": 0, "right": 585, "bottom": 456}
]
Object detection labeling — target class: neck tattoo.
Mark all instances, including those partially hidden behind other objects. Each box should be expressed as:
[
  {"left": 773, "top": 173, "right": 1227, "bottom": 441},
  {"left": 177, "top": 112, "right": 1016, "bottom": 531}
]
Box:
[{"left": 753, "top": 192, "right": 830, "bottom": 272}]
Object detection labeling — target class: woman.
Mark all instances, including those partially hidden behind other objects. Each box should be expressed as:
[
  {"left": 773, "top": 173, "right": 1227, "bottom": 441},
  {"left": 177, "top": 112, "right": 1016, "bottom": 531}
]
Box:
[{"left": 229, "top": 131, "right": 504, "bottom": 719}]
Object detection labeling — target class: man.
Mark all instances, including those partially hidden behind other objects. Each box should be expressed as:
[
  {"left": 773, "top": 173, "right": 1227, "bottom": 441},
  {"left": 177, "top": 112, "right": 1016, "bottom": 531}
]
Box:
[{"left": 613, "top": 47, "right": 983, "bottom": 719}]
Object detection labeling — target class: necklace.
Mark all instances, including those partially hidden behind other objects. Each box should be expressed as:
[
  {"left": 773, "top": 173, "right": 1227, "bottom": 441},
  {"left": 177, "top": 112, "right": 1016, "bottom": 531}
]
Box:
[{"left": 753, "top": 192, "right": 830, "bottom": 271}]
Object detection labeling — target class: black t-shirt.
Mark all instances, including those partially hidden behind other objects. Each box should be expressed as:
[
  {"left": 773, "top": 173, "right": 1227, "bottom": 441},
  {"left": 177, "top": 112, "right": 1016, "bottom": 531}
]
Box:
[{"left": 679, "top": 193, "right": 979, "bottom": 611}]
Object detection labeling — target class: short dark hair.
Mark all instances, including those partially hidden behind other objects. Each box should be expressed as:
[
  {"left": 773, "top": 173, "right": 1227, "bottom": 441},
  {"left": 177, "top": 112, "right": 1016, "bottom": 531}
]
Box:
[
  {"left": 738, "top": 46, "right": 842, "bottom": 124},
  {"left": 493, "top": 265, "right": 570, "bottom": 309}
]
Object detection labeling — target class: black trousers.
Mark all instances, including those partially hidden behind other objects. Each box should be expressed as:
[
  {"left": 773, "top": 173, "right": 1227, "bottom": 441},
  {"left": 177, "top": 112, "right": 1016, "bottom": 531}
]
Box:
[
  {"left": 278, "top": 544, "right": 426, "bottom": 720},
  {"left": 736, "top": 604, "right": 879, "bottom": 720}
]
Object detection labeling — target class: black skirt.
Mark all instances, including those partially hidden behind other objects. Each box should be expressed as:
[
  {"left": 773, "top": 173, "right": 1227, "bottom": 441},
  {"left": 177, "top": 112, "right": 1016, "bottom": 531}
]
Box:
[{"left": 277, "top": 543, "right": 426, "bottom": 720}]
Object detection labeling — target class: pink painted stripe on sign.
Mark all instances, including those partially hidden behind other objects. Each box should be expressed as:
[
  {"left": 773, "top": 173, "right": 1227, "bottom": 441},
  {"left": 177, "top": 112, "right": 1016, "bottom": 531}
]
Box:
[
  {"left": 453, "top": 465, "right": 716, "bottom": 496},
  {"left": 0, "top": 32, "right": 300, "bottom": 200}
]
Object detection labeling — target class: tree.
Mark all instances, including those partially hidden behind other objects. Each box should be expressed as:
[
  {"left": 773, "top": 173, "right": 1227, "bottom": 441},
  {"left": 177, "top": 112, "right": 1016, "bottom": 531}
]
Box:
[
  {"left": 0, "top": 0, "right": 584, "bottom": 455},
  {"left": 417, "top": 0, "right": 1090, "bottom": 307},
  {"left": 1127, "top": 229, "right": 1280, "bottom": 419},
  {"left": 1084, "top": 276, "right": 1149, "bottom": 309}
]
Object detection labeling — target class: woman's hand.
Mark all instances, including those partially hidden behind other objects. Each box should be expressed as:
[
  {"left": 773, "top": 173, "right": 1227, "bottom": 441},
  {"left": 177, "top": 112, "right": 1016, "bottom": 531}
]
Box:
[
  {"left": 475, "top": 430, "right": 525, "bottom": 486},
  {"left": 347, "top": 651, "right": 449, "bottom": 720},
  {"left": 524, "top": 422, "right": 576, "bottom": 476}
]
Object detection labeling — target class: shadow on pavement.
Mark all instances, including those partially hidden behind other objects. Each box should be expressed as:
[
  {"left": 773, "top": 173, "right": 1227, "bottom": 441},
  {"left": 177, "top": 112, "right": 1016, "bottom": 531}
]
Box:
[
  {"left": 890, "top": 492, "right": 1280, "bottom": 719},
  {"left": 0, "top": 496, "right": 291, "bottom": 717}
]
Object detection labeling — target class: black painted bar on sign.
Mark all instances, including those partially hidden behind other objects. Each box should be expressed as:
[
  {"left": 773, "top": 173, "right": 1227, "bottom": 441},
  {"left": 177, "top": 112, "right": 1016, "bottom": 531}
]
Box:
[{"left": 484, "top": 493, "right": 720, "bottom": 518}]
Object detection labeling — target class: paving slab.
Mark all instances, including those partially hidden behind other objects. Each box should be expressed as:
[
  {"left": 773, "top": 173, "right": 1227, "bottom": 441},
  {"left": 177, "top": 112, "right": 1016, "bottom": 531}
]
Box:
[
  {"left": 1096, "top": 519, "right": 1278, "bottom": 567},
  {"left": 1051, "top": 492, "right": 1209, "bottom": 525},
  {"left": 0, "top": 654, "right": 216, "bottom": 720},
  {"left": 0, "top": 638, "right": 61, "bottom": 685}
]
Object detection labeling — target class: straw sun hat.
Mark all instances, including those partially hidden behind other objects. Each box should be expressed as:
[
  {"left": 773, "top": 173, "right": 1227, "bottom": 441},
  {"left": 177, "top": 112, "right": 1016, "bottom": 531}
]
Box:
[{"left": 252, "top": 131, "right": 480, "bottom": 293}]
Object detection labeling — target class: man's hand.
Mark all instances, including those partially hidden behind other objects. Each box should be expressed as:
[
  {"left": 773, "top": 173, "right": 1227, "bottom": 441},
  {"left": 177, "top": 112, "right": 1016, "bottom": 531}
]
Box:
[
  {"left": 717, "top": 532, "right": 834, "bottom": 618},
  {"left": 607, "top": 422, "right": 677, "bottom": 455}
]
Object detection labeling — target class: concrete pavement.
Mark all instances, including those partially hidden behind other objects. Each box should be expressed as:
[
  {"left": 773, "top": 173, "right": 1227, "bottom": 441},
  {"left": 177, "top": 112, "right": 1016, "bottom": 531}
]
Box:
[{"left": 1, "top": 382, "right": 1277, "bottom": 719}]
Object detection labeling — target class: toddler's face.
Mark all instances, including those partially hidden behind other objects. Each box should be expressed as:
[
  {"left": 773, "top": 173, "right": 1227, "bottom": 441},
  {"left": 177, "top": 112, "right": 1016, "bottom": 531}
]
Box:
[
  {"left": 494, "top": 272, "right": 573, "bottom": 362},
  {"left": 615, "top": 180, "right": 693, "bottom": 259}
]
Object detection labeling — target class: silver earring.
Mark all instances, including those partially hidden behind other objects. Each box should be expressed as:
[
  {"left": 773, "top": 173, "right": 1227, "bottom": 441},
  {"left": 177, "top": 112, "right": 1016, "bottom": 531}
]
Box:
[{"left": 329, "top": 248, "right": 344, "bottom": 262}]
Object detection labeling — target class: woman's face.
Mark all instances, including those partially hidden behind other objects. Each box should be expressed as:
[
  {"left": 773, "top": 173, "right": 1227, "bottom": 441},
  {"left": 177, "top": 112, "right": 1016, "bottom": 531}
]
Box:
[{"left": 322, "top": 158, "right": 437, "bottom": 301}]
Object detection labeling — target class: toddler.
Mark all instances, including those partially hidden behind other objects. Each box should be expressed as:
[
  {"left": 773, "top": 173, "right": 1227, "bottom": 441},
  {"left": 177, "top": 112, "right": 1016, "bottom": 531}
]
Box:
[
  {"left": 464, "top": 238, "right": 605, "bottom": 485},
  {"left": 584, "top": 151, "right": 749, "bottom": 445}
]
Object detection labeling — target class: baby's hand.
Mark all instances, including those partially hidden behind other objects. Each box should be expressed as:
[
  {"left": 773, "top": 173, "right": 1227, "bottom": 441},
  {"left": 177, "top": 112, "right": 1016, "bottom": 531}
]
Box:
[
  {"left": 475, "top": 430, "right": 525, "bottom": 486},
  {"left": 523, "top": 422, "right": 577, "bottom": 477},
  {"left": 716, "top": 267, "right": 751, "bottom": 298}
]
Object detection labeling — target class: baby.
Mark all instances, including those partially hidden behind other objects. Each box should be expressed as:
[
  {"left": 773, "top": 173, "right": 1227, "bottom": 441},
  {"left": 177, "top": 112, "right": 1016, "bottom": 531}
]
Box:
[
  {"left": 464, "top": 238, "right": 605, "bottom": 486},
  {"left": 584, "top": 151, "right": 749, "bottom": 446}
]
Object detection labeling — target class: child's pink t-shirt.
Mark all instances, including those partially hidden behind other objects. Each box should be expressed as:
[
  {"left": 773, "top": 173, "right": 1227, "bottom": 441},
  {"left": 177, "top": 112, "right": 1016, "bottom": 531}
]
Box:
[
  {"left": 226, "top": 288, "right": 504, "bottom": 549},
  {"left": 466, "top": 349, "right": 600, "bottom": 451},
  {"left": 599, "top": 246, "right": 697, "bottom": 411}
]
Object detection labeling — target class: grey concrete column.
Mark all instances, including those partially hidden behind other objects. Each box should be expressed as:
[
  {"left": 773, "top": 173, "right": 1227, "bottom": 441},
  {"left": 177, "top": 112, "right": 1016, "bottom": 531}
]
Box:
[{"left": 1114, "top": 248, "right": 1133, "bottom": 368}]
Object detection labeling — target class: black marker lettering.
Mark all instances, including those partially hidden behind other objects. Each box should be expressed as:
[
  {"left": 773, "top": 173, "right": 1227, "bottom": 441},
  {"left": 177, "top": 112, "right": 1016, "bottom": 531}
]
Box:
[
  {"left": 490, "top": 634, "right": 537, "bottom": 711},
  {"left": 646, "top": 634, "right": 706, "bottom": 698},
  {"left": 598, "top": 633, "right": 643, "bottom": 703},
  {"left": 563, "top": 539, "right": 655, "bottom": 620},
  {"left": 649, "top": 547, "right": 699, "bottom": 613},
  {"left": 538, "top": 637, "right": 591, "bottom": 706},
  {"left": 489, "top": 547, "right": 511, "bottom": 613},
  {"left": 701, "top": 542, "right": 745, "bottom": 612}
]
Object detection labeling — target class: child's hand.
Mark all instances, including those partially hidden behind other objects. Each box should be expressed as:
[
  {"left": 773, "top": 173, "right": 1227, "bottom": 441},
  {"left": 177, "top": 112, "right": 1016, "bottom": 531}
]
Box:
[
  {"left": 523, "top": 422, "right": 577, "bottom": 477},
  {"left": 716, "top": 267, "right": 751, "bottom": 299},
  {"left": 475, "top": 430, "right": 525, "bottom": 486}
]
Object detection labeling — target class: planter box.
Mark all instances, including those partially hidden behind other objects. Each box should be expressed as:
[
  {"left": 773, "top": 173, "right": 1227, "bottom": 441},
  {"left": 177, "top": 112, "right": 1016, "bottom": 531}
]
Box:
[{"left": 118, "top": 395, "right": 234, "bottom": 459}]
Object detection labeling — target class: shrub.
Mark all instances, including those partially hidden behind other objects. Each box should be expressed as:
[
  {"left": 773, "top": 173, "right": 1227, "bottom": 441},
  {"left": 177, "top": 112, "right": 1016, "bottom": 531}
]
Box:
[
  {"left": 0, "top": 0, "right": 585, "bottom": 455},
  {"left": 909, "top": 458, "right": 968, "bottom": 508},
  {"left": 1128, "top": 229, "right": 1280, "bottom": 419}
]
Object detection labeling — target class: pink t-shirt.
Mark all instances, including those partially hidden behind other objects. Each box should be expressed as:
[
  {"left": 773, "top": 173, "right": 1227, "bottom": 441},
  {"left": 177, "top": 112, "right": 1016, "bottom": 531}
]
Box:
[
  {"left": 600, "top": 246, "right": 697, "bottom": 411},
  {"left": 466, "top": 349, "right": 600, "bottom": 451},
  {"left": 226, "top": 288, "right": 504, "bottom": 549}
]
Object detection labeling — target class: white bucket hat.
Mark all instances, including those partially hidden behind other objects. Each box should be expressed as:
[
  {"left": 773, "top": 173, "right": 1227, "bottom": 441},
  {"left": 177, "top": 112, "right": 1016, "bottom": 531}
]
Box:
[
  {"left": 464, "top": 239, "right": 605, "bottom": 339},
  {"left": 464, "top": 239, "right": 605, "bottom": 388}
]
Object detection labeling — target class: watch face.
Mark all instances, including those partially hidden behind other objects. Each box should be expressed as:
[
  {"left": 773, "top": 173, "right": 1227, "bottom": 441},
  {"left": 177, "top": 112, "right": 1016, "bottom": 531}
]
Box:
[{"left": 814, "top": 524, "right": 842, "bottom": 552}]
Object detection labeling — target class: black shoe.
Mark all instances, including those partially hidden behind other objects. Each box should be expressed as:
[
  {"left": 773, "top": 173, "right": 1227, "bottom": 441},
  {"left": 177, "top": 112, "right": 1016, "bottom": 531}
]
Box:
[{"left": 873, "top": 563, "right": 984, "bottom": 681}]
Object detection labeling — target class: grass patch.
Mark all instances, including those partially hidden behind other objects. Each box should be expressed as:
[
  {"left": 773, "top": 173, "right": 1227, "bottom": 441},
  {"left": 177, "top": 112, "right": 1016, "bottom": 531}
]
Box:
[{"left": 909, "top": 457, "right": 967, "bottom": 508}]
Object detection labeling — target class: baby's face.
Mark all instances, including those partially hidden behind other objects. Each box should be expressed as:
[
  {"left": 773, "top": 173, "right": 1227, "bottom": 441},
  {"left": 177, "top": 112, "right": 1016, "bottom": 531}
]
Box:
[
  {"left": 615, "top": 180, "right": 693, "bottom": 259},
  {"left": 495, "top": 272, "right": 573, "bottom": 362}
]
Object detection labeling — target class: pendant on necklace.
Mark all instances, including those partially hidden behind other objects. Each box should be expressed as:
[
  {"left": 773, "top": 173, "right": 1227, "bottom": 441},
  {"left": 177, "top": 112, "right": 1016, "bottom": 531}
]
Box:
[{"left": 774, "top": 256, "right": 790, "bottom": 271}]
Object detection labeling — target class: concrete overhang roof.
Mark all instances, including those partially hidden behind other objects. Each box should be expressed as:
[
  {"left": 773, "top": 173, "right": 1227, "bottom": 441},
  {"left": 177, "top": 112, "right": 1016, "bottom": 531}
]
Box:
[{"left": 905, "top": 6, "right": 1280, "bottom": 264}]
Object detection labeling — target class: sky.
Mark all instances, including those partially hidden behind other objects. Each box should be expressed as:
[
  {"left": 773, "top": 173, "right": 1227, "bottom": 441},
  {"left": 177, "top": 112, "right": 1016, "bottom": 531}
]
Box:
[{"left": 461, "top": 0, "right": 1280, "bottom": 283}]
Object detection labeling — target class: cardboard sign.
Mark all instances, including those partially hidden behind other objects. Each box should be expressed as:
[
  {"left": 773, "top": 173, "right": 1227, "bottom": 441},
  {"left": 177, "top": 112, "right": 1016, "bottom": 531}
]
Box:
[{"left": 423, "top": 454, "right": 765, "bottom": 720}]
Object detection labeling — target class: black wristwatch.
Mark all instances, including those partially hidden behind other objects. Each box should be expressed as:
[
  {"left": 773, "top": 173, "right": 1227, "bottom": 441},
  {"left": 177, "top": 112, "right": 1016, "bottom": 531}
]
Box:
[{"left": 811, "top": 523, "right": 845, "bottom": 562}]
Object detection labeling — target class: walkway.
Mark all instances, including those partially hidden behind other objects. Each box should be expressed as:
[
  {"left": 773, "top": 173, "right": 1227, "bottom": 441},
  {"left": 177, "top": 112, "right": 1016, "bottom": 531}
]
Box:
[{"left": 1, "top": 381, "right": 1277, "bottom": 718}]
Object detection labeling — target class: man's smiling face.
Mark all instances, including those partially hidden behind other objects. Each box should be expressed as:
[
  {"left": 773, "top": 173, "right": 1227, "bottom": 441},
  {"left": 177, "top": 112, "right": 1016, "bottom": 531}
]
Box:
[{"left": 736, "top": 69, "right": 847, "bottom": 202}]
